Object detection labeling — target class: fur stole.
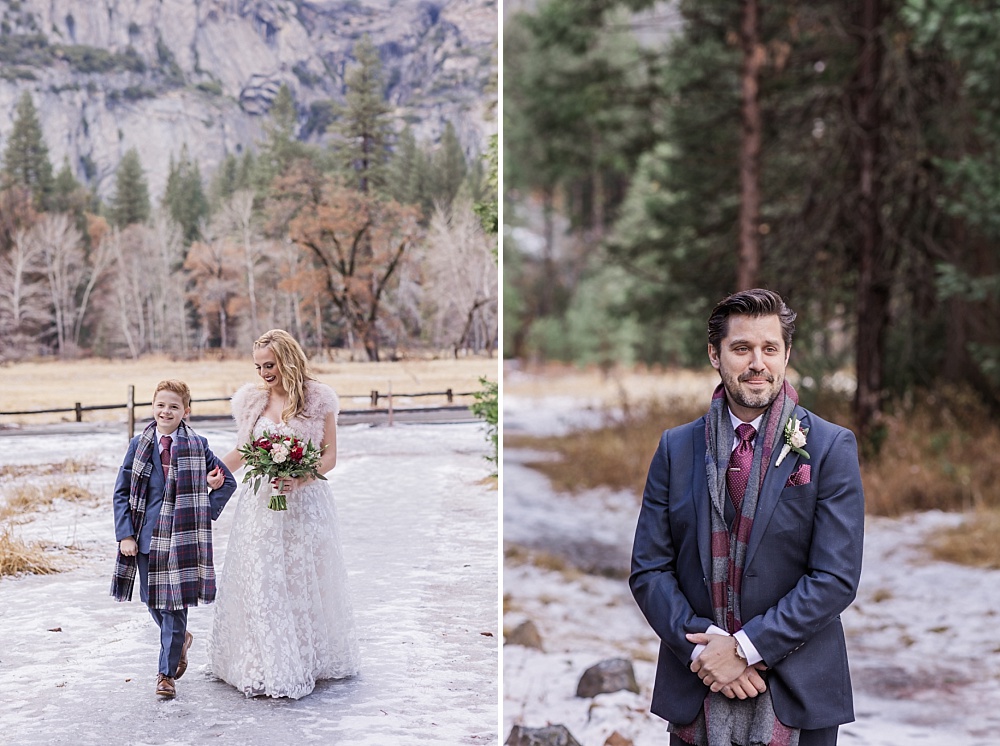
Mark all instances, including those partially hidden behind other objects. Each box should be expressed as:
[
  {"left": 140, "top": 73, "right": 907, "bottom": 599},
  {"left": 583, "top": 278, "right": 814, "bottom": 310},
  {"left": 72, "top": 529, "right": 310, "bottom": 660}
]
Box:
[{"left": 231, "top": 379, "right": 339, "bottom": 448}]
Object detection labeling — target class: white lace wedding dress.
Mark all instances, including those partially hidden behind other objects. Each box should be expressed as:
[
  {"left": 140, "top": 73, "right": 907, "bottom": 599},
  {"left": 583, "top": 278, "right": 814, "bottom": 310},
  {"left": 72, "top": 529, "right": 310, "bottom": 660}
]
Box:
[{"left": 209, "top": 404, "right": 360, "bottom": 699}]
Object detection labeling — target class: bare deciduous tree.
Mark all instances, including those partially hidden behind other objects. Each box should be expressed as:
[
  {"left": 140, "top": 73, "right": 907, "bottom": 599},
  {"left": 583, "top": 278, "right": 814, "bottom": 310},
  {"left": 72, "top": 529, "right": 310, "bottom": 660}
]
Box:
[
  {"left": 422, "top": 199, "right": 499, "bottom": 357},
  {"left": 33, "top": 213, "right": 84, "bottom": 356},
  {"left": 100, "top": 215, "right": 188, "bottom": 358},
  {"left": 220, "top": 189, "right": 264, "bottom": 340},
  {"left": 146, "top": 212, "right": 188, "bottom": 354},
  {"left": 106, "top": 226, "right": 146, "bottom": 359},
  {"left": 72, "top": 216, "right": 115, "bottom": 349},
  {"left": 266, "top": 236, "right": 327, "bottom": 351},
  {"left": 184, "top": 228, "right": 243, "bottom": 349},
  {"left": 0, "top": 227, "right": 47, "bottom": 359}
]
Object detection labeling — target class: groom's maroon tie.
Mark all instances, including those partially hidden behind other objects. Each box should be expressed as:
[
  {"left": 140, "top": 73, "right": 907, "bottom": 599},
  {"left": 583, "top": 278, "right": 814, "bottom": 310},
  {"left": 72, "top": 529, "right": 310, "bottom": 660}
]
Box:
[
  {"left": 160, "top": 435, "right": 172, "bottom": 479},
  {"left": 727, "top": 424, "right": 756, "bottom": 512}
]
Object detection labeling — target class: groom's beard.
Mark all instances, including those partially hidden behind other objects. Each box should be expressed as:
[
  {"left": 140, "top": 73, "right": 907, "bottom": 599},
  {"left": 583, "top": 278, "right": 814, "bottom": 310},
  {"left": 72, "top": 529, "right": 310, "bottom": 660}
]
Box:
[{"left": 719, "top": 366, "right": 783, "bottom": 412}]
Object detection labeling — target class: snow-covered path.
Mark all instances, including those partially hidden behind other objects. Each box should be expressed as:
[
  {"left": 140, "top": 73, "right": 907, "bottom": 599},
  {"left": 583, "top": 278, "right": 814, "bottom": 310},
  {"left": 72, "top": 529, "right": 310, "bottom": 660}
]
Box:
[{"left": 0, "top": 422, "right": 498, "bottom": 745}]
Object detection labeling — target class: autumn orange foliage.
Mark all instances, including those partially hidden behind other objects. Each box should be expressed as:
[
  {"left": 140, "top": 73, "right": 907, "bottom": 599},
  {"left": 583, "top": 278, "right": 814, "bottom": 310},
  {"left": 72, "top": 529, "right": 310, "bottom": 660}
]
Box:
[{"left": 271, "top": 162, "right": 422, "bottom": 361}]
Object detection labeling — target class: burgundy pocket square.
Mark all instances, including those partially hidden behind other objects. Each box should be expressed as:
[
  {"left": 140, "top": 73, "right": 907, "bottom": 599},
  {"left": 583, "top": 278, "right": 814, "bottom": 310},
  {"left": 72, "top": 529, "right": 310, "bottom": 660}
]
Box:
[{"left": 784, "top": 464, "right": 811, "bottom": 487}]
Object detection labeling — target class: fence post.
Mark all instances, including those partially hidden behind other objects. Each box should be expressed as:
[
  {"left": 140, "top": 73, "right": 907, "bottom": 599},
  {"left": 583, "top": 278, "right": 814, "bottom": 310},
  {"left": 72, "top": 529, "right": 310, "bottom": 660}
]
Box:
[
  {"left": 75, "top": 402, "right": 82, "bottom": 422},
  {"left": 127, "top": 385, "right": 135, "bottom": 439},
  {"left": 446, "top": 388, "right": 453, "bottom": 404},
  {"left": 388, "top": 381, "right": 393, "bottom": 427},
  {"left": 370, "top": 390, "right": 379, "bottom": 406}
]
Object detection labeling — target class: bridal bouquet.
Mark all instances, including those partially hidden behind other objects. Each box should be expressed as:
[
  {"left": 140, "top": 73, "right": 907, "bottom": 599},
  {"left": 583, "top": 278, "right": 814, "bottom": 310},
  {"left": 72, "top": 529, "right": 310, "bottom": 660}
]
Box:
[{"left": 238, "top": 432, "right": 326, "bottom": 511}]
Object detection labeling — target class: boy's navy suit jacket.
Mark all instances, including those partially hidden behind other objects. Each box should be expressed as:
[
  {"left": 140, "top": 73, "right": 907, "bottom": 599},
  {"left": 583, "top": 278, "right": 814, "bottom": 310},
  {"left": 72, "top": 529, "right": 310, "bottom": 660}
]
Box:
[
  {"left": 112, "top": 429, "right": 236, "bottom": 553},
  {"left": 630, "top": 406, "right": 865, "bottom": 731}
]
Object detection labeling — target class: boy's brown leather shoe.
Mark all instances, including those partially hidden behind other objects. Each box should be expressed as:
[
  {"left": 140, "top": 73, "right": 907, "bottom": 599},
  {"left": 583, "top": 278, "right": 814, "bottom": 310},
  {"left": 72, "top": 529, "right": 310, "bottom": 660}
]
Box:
[
  {"left": 156, "top": 673, "right": 176, "bottom": 698},
  {"left": 174, "top": 632, "right": 194, "bottom": 679}
]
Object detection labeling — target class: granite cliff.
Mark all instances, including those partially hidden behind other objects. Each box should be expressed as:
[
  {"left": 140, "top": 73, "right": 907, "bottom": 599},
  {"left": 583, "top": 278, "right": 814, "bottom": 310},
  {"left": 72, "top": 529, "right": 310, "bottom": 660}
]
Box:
[{"left": 0, "top": 0, "right": 497, "bottom": 198}]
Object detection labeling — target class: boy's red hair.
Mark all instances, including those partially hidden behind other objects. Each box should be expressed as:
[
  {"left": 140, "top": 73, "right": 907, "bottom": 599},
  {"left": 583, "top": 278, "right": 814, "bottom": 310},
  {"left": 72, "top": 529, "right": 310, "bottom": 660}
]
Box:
[{"left": 154, "top": 379, "right": 191, "bottom": 408}]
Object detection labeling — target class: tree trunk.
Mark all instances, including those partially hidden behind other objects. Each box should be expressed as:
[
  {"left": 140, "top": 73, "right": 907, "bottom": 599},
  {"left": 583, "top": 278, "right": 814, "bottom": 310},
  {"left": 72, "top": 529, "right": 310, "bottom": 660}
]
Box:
[
  {"left": 220, "top": 305, "right": 228, "bottom": 349},
  {"left": 737, "top": 0, "right": 763, "bottom": 291},
  {"left": 591, "top": 131, "right": 605, "bottom": 244},
  {"left": 541, "top": 187, "right": 556, "bottom": 317},
  {"left": 314, "top": 295, "right": 323, "bottom": 356},
  {"left": 455, "top": 297, "right": 489, "bottom": 358},
  {"left": 244, "top": 234, "right": 259, "bottom": 339},
  {"left": 852, "top": 0, "right": 887, "bottom": 445},
  {"left": 292, "top": 291, "right": 303, "bottom": 343},
  {"left": 362, "top": 325, "right": 379, "bottom": 361}
]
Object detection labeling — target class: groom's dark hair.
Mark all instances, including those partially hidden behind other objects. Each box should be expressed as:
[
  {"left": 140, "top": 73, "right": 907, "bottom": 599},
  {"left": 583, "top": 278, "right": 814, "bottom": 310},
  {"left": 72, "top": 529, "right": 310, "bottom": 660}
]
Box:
[{"left": 707, "top": 288, "right": 797, "bottom": 353}]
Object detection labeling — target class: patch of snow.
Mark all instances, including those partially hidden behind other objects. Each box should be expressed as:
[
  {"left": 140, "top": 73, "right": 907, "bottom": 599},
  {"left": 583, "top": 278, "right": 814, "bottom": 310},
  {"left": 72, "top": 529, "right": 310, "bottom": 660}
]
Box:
[{"left": 503, "top": 394, "right": 607, "bottom": 438}]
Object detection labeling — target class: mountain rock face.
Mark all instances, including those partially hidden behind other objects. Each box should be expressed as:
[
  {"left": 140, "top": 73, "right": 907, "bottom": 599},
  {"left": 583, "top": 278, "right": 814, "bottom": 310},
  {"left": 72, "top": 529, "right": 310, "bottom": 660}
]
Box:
[{"left": 0, "top": 0, "right": 497, "bottom": 198}]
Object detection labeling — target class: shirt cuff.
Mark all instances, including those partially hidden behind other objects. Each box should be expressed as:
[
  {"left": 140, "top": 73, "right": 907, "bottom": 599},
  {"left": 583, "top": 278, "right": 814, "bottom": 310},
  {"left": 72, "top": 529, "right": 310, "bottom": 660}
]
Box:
[
  {"left": 733, "top": 629, "right": 763, "bottom": 666},
  {"left": 691, "top": 624, "right": 730, "bottom": 662}
]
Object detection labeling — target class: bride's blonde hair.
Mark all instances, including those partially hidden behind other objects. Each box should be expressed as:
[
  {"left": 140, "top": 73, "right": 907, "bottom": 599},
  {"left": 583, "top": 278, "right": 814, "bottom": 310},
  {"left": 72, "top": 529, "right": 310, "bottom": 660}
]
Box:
[{"left": 254, "top": 329, "right": 314, "bottom": 422}]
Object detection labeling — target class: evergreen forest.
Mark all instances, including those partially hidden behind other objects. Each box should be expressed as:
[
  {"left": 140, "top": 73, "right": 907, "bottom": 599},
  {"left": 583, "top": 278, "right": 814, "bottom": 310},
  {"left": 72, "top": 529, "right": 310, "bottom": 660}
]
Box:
[
  {"left": 0, "top": 37, "right": 498, "bottom": 364},
  {"left": 504, "top": 0, "right": 1000, "bottom": 443}
]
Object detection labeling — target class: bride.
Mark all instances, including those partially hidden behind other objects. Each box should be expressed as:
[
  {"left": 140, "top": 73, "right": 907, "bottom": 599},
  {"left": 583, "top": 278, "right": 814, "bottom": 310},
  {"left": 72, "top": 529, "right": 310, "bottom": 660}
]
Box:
[{"left": 209, "top": 329, "right": 360, "bottom": 698}]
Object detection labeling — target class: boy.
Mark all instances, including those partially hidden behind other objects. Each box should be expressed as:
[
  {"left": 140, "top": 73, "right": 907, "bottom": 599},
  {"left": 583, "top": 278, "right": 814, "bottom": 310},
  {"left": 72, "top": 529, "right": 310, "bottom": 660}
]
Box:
[{"left": 111, "top": 380, "right": 236, "bottom": 698}]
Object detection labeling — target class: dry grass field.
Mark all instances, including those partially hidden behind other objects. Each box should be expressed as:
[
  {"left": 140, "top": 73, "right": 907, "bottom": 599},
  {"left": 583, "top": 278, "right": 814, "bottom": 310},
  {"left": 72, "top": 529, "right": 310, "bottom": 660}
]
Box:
[
  {"left": 504, "top": 360, "right": 718, "bottom": 407},
  {"left": 0, "top": 354, "right": 499, "bottom": 425},
  {"left": 506, "top": 363, "right": 1000, "bottom": 567}
]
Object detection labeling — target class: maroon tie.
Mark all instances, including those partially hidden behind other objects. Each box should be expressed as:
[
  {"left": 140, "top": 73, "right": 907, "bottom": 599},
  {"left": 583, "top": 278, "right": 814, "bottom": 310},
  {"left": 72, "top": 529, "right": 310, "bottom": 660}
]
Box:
[
  {"left": 160, "top": 435, "right": 172, "bottom": 479},
  {"left": 727, "top": 424, "right": 756, "bottom": 512}
]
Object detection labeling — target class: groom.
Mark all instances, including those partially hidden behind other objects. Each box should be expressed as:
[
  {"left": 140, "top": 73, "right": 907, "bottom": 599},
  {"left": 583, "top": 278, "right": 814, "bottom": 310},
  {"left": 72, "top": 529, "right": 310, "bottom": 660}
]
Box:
[{"left": 630, "top": 289, "right": 864, "bottom": 746}]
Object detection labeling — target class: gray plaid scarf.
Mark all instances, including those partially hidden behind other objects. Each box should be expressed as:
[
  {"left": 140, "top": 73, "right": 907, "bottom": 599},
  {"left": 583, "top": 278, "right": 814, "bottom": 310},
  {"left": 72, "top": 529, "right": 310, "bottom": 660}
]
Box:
[{"left": 670, "top": 381, "right": 800, "bottom": 746}]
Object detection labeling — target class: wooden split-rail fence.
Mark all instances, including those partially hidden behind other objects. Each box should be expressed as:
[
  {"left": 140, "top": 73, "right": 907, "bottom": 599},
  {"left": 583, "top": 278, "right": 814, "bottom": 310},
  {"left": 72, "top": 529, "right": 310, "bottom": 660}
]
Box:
[{"left": 0, "top": 385, "right": 478, "bottom": 436}]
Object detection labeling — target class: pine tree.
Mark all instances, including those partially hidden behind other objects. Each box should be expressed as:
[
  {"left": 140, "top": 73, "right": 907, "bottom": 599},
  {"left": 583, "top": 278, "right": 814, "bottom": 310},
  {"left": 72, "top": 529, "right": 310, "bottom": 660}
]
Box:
[
  {"left": 431, "top": 121, "right": 467, "bottom": 209},
  {"left": 256, "top": 85, "right": 308, "bottom": 192},
  {"left": 49, "top": 157, "right": 95, "bottom": 245},
  {"left": 3, "top": 91, "right": 54, "bottom": 207},
  {"left": 388, "top": 126, "right": 417, "bottom": 205},
  {"left": 162, "top": 144, "right": 209, "bottom": 243},
  {"left": 388, "top": 126, "right": 433, "bottom": 211},
  {"left": 237, "top": 150, "right": 256, "bottom": 192},
  {"left": 473, "top": 134, "right": 498, "bottom": 237},
  {"left": 210, "top": 150, "right": 264, "bottom": 212},
  {"left": 49, "top": 158, "right": 85, "bottom": 214},
  {"left": 210, "top": 153, "right": 240, "bottom": 209},
  {"left": 336, "top": 35, "right": 393, "bottom": 194},
  {"left": 109, "top": 148, "right": 150, "bottom": 227}
]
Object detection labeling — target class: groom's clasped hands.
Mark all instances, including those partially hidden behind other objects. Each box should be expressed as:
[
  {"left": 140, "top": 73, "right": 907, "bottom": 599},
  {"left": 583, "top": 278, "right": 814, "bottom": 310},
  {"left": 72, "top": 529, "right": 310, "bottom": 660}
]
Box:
[{"left": 686, "top": 632, "right": 768, "bottom": 701}]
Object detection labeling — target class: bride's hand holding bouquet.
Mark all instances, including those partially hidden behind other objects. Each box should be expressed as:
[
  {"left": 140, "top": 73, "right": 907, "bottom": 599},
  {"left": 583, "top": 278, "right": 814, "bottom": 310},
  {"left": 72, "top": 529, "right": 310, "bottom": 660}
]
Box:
[{"left": 238, "top": 432, "right": 326, "bottom": 511}]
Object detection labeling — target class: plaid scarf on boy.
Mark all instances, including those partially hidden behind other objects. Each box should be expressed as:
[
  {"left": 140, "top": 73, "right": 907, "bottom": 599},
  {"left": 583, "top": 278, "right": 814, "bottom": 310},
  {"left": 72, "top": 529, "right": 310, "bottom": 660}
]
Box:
[
  {"left": 671, "top": 380, "right": 800, "bottom": 746},
  {"left": 110, "top": 421, "right": 216, "bottom": 610}
]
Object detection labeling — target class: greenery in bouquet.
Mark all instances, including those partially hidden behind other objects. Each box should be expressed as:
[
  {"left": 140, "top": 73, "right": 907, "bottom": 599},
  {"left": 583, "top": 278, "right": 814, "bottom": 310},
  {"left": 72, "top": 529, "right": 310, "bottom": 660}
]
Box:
[{"left": 238, "top": 431, "right": 326, "bottom": 511}]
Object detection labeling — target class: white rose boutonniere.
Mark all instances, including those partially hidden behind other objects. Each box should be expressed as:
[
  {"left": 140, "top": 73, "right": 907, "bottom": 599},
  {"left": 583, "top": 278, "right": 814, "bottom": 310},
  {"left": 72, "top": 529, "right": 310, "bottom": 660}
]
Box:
[{"left": 776, "top": 416, "right": 810, "bottom": 466}]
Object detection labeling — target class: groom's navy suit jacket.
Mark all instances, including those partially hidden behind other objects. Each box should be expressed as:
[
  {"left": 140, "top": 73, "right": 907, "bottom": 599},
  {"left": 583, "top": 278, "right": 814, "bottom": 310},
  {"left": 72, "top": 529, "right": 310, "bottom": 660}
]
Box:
[{"left": 630, "top": 405, "right": 864, "bottom": 731}]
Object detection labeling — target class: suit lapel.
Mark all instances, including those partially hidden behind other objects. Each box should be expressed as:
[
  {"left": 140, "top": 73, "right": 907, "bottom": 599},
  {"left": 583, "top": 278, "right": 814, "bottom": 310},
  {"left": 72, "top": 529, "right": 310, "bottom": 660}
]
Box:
[
  {"left": 691, "top": 419, "right": 713, "bottom": 583},
  {"left": 745, "top": 407, "right": 807, "bottom": 568},
  {"left": 149, "top": 447, "right": 165, "bottom": 492}
]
